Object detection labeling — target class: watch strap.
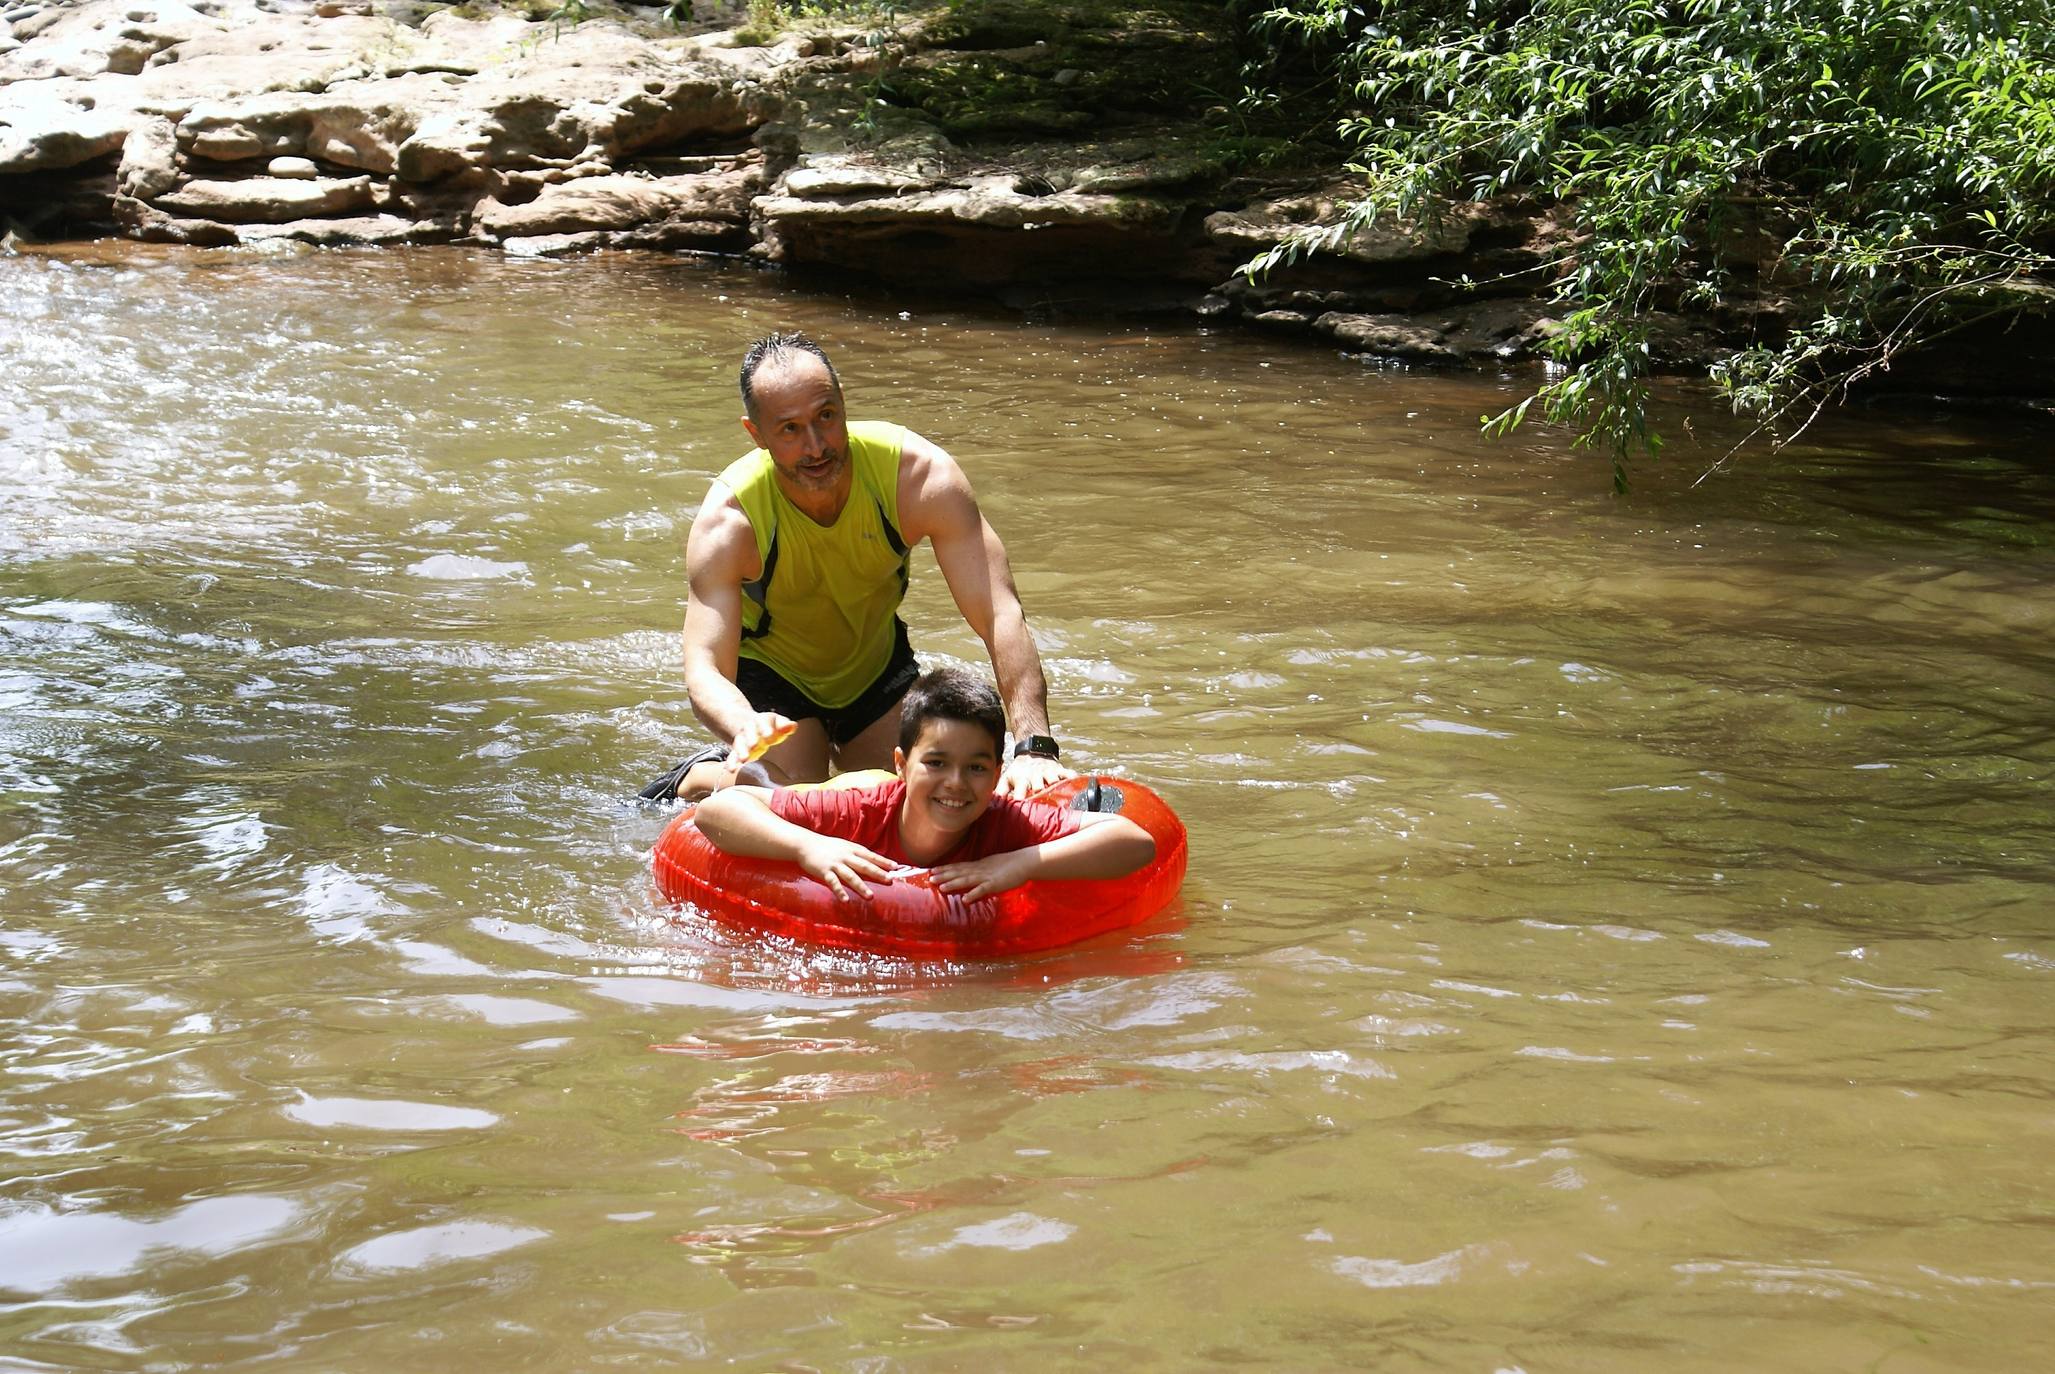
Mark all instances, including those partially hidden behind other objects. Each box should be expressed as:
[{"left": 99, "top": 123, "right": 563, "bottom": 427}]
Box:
[{"left": 1012, "top": 734, "right": 1060, "bottom": 761}]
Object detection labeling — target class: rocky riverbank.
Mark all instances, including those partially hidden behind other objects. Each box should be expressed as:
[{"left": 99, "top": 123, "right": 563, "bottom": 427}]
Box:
[{"left": 0, "top": 0, "right": 1589, "bottom": 366}]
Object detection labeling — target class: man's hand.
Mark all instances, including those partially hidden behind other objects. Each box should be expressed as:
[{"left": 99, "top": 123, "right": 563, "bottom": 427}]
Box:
[
  {"left": 794, "top": 834, "right": 896, "bottom": 900},
  {"left": 727, "top": 712, "right": 796, "bottom": 773},
  {"left": 930, "top": 850, "right": 1037, "bottom": 903},
  {"left": 997, "top": 751, "right": 1072, "bottom": 800}
]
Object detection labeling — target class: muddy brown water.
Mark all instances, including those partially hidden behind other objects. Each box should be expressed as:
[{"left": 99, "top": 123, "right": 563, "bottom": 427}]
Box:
[{"left": 1, "top": 244, "right": 2050, "bottom": 1371}]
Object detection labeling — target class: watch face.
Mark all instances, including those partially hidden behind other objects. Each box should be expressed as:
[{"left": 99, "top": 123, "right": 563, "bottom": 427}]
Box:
[{"left": 1015, "top": 735, "right": 1059, "bottom": 759}]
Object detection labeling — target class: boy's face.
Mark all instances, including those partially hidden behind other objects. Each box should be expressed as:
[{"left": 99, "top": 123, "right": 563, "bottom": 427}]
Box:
[{"left": 894, "top": 717, "right": 1002, "bottom": 837}]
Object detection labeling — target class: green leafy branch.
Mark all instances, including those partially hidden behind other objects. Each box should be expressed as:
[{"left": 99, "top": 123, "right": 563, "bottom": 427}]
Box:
[{"left": 1240, "top": 0, "right": 2055, "bottom": 485}]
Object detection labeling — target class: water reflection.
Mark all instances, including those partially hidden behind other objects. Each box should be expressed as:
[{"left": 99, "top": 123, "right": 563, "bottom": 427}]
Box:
[
  {"left": 0, "top": 1195, "right": 304, "bottom": 1295},
  {"left": 336, "top": 1220, "right": 549, "bottom": 1275}
]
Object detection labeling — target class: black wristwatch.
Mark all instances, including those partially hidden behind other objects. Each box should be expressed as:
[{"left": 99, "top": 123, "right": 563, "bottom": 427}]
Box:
[{"left": 1011, "top": 734, "right": 1060, "bottom": 761}]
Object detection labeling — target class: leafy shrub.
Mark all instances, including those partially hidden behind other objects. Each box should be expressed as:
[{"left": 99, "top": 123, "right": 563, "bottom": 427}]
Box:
[{"left": 1245, "top": 0, "right": 2055, "bottom": 484}]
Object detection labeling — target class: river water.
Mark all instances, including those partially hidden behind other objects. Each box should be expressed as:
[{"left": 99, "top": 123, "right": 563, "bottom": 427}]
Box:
[{"left": 1, "top": 244, "right": 2050, "bottom": 1370}]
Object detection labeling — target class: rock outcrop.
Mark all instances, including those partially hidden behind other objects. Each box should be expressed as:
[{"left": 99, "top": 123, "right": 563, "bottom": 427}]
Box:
[{"left": 0, "top": 0, "right": 1567, "bottom": 366}]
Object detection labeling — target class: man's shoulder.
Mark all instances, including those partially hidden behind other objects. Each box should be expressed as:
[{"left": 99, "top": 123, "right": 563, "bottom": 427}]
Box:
[
  {"left": 849, "top": 419, "right": 907, "bottom": 445},
  {"left": 884, "top": 426, "right": 977, "bottom": 538},
  {"left": 688, "top": 476, "right": 756, "bottom": 535},
  {"left": 850, "top": 420, "right": 910, "bottom": 475},
  {"left": 700, "top": 450, "right": 777, "bottom": 545},
  {"left": 713, "top": 445, "right": 771, "bottom": 497}
]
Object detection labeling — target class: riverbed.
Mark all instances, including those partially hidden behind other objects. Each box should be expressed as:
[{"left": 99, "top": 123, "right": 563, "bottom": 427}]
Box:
[{"left": 1, "top": 244, "right": 2050, "bottom": 1370}]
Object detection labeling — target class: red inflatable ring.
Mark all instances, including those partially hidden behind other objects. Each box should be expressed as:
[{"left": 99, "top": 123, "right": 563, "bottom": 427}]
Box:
[{"left": 652, "top": 775, "right": 1188, "bottom": 959}]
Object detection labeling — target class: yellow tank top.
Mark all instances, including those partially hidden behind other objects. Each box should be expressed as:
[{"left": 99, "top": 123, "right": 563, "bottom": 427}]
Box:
[{"left": 718, "top": 420, "right": 910, "bottom": 708}]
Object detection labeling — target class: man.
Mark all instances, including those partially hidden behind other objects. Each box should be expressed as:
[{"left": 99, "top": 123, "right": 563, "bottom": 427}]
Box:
[{"left": 650, "top": 331, "right": 1072, "bottom": 802}]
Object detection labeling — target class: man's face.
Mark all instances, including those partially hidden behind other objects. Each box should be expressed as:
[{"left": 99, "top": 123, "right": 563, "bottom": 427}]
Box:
[{"left": 741, "top": 356, "right": 850, "bottom": 504}]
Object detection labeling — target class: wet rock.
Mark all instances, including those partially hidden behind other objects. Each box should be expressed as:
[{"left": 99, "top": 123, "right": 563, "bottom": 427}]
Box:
[
  {"left": 501, "top": 230, "right": 607, "bottom": 258},
  {"left": 182, "top": 119, "right": 274, "bottom": 162},
  {"left": 1315, "top": 300, "right": 1560, "bottom": 363},
  {"left": 5, "top": 12, "right": 48, "bottom": 42},
  {"left": 887, "top": 0, "right": 1239, "bottom": 139},
  {"left": 153, "top": 173, "right": 375, "bottom": 222},
  {"left": 1206, "top": 185, "right": 1479, "bottom": 265},
  {"left": 0, "top": 6, "right": 405, "bottom": 175},
  {"left": 387, "top": 27, "right": 769, "bottom": 182},
  {"left": 114, "top": 196, "right": 240, "bottom": 244},
  {"left": 1443, "top": 299, "right": 1561, "bottom": 359},
  {"left": 6, "top": 4, "right": 772, "bottom": 185},
  {"left": 1314, "top": 312, "right": 1462, "bottom": 363},
  {"left": 1639, "top": 311, "right": 1717, "bottom": 368},
  {"left": 237, "top": 211, "right": 453, "bottom": 246},
  {"left": 473, "top": 166, "right": 758, "bottom": 239},
  {"left": 380, "top": 175, "right": 487, "bottom": 222},
  {"left": 761, "top": 174, "right": 1178, "bottom": 235},
  {"left": 1071, "top": 153, "right": 1217, "bottom": 195},
  {"left": 0, "top": 0, "right": 220, "bottom": 79},
  {"left": 760, "top": 173, "right": 1195, "bottom": 290},
  {"left": 609, "top": 216, "right": 753, "bottom": 253},
  {"left": 0, "top": 84, "right": 132, "bottom": 172},
  {"left": 781, "top": 156, "right": 930, "bottom": 197},
  {"left": 116, "top": 114, "right": 179, "bottom": 199}
]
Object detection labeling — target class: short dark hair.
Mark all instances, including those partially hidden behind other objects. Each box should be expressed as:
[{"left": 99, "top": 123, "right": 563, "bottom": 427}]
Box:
[
  {"left": 739, "top": 331, "right": 840, "bottom": 420},
  {"left": 897, "top": 667, "right": 1006, "bottom": 756}
]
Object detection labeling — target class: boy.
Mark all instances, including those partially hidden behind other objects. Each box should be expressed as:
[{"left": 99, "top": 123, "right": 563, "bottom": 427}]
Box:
[{"left": 692, "top": 668, "right": 1155, "bottom": 903}]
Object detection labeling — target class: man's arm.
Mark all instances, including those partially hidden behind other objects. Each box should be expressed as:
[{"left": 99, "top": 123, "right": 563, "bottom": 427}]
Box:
[
  {"left": 682, "top": 487, "right": 797, "bottom": 769},
  {"left": 896, "top": 430, "right": 1072, "bottom": 797}
]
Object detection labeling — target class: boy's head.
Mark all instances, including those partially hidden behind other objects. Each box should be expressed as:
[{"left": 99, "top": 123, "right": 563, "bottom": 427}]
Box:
[
  {"left": 896, "top": 667, "right": 1005, "bottom": 757},
  {"left": 893, "top": 669, "right": 1007, "bottom": 836}
]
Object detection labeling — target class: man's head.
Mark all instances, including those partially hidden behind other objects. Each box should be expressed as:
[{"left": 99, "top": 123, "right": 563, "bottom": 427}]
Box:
[
  {"left": 893, "top": 668, "right": 1007, "bottom": 833},
  {"left": 738, "top": 332, "right": 840, "bottom": 422},
  {"left": 738, "top": 332, "right": 851, "bottom": 505}
]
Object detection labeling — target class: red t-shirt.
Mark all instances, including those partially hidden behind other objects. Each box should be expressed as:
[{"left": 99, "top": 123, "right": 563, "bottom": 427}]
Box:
[{"left": 768, "top": 779, "right": 1078, "bottom": 866}]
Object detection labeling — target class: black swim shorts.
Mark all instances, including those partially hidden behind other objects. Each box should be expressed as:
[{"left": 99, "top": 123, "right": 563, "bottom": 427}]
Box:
[{"left": 734, "top": 618, "right": 920, "bottom": 746}]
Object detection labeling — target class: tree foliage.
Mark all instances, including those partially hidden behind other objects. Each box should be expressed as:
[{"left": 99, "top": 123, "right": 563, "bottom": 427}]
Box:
[{"left": 1242, "top": 0, "right": 2055, "bottom": 483}]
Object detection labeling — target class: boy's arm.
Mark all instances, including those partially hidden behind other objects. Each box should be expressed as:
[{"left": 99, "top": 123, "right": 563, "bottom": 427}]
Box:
[
  {"left": 929, "top": 813, "right": 1156, "bottom": 903},
  {"left": 692, "top": 787, "right": 898, "bottom": 900}
]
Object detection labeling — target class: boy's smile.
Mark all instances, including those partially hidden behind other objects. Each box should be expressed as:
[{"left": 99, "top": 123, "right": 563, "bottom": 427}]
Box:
[{"left": 894, "top": 717, "right": 1001, "bottom": 864}]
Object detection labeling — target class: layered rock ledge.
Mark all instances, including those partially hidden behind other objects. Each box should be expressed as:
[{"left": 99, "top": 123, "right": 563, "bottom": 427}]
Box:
[{"left": 1, "top": 0, "right": 1577, "bottom": 364}]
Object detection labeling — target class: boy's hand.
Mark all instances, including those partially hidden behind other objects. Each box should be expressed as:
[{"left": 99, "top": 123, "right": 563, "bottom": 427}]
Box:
[
  {"left": 997, "top": 752, "right": 1071, "bottom": 800},
  {"left": 930, "top": 851, "right": 1036, "bottom": 903},
  {"left": 795, "top": 835, "right": 896, "bottom": 901}
]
